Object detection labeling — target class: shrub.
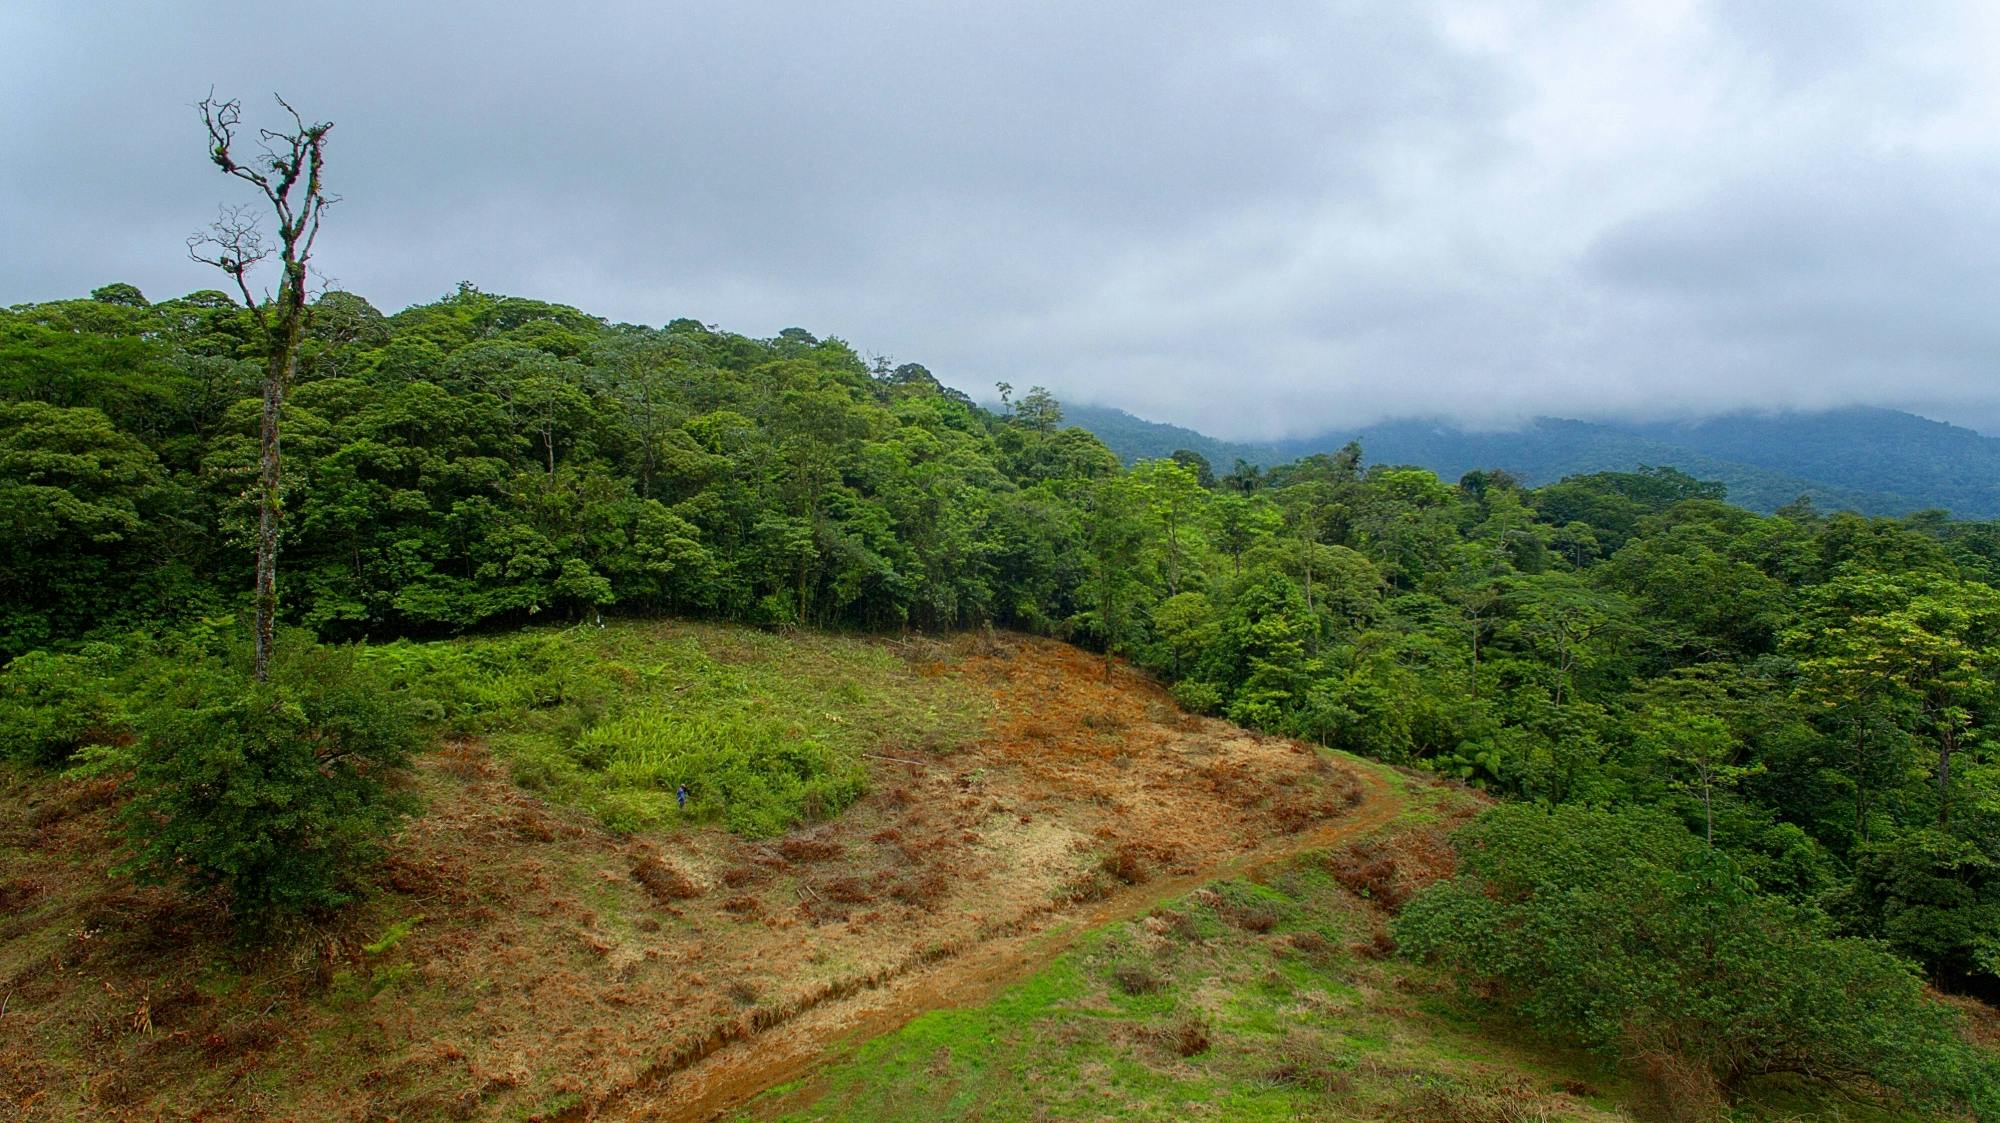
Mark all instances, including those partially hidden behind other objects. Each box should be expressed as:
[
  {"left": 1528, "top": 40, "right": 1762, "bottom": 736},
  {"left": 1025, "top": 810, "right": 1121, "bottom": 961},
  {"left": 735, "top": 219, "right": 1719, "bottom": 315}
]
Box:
[
  {"left": 0, "top": 642, "right": 131, "bottom": 766},
  {"left": 359, "top": 633, "right": 606, "bottom": 733},
  {"left": 1394, "top": 805, "right": 2000, "bottom": 1117},
  {"left": 1169, "top": 679, "right": 1224, "bottom": 715},
  {"left": 81, "top": 637, "right": 420, "bottom": 934}
]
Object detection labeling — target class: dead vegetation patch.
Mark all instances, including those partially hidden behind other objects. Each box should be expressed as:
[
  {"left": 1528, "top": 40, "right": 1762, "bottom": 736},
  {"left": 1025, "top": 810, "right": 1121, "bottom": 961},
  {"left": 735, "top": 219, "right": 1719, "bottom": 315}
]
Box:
[
  {"left": 820, "top": 876, "right": 872, "bottom": 904},
  {"left": 1625, "top": 1035, "right": 1728, "bottom": 1123},
  {"left": 1147, "top": 907, "right": 1201, "bottom": 942},
  {"left": 890, "top": 868, "right": 950, "bottom": 908},
  {"left": 1326, "top": 826, "right": 1458, "bottom": 911},
  {"left": 1384, "top": 1075, "right": 1563, "bottom": 1123},
  {"left": 1111, "top": 961, "right": 1165, "bottom": 996},
  {"left": 1262, "top": 1030, "right": 1351, "bottom": 1095},
  {"left": 1217, "top": 893, "right": 1279, "bottom": 933},
  {"left": 1101, "top": 839, "right": 1180, "bottom": 885},
  {"left": 1145, "top": 1014, "right": 1212, "bottom": 1058},
  {"left": 434, "top": 738, "right": 494, "bottom": 781},
  {"left": 1283, "top": 929, "right": 1336, "bottom": 962},
  {"left": 778, "top": 835, "right": 844, "bottom": 862},
  {"left": 631, "top": 856, "right": 702, "bottom": 904}
]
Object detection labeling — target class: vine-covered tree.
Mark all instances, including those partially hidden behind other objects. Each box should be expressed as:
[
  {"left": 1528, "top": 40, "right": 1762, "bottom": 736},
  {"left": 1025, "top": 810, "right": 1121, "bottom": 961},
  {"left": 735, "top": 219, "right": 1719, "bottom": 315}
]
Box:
[{"left": 188, "top": 92, "right": 333, "bottom": 679}]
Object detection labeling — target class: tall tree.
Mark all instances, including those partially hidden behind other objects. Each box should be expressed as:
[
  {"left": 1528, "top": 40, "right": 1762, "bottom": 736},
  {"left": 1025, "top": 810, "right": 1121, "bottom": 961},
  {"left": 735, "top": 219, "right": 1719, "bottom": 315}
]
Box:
[
  {"left": 1080, "top": 474, "right": 1148, "bottom": 681},
  {"left": 1132, "top": 457, "right": 1204, "bottom": 597},
  {"left": 188, "top": 93, "right": 334, "bottom": 679}
]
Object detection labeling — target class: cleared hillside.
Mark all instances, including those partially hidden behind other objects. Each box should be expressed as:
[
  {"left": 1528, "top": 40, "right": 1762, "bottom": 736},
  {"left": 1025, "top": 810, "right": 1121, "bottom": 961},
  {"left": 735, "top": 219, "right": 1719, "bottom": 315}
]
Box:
[
  {"left": 8, "top": 624, "right": 1974, "bottom": 1122},
  {"left": 3, "top": 625, "right": 1373, "bottom": 1121}
]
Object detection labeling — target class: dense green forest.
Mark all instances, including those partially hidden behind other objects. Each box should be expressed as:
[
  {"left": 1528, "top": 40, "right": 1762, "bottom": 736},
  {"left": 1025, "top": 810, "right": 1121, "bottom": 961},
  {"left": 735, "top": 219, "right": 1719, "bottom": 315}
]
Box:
[{"left": 5, "top": 282, "right": 1999, "bottom": 1114}]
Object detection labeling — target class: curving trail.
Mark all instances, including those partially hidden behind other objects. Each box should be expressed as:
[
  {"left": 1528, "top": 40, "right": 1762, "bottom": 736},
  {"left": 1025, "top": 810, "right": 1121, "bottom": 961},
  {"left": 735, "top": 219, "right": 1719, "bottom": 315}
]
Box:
[{"left": 587, "top": 759, "right": 1405, "bottom": 1122}]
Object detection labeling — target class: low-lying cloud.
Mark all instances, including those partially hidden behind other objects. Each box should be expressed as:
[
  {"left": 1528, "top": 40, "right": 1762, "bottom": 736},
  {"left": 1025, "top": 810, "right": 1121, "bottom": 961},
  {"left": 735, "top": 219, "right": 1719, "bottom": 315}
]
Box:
[{"left": 5, "top": 1, "right": 1999, "bottom": 437}]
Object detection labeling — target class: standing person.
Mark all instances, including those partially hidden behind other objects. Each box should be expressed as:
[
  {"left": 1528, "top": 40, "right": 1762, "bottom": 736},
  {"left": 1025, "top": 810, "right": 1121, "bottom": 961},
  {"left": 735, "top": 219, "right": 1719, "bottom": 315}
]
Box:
[{"left": 676, "top": 784, "right": 689, "bottom": 812}]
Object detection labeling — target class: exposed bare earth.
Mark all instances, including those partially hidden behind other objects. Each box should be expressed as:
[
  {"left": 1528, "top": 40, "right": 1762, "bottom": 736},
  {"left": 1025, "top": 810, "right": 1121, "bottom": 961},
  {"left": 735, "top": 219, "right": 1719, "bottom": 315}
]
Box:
[
  {"left": 1, "top": 635, "right": 1390, "bottom": 1122},
  {"left": 626, "top": 766, "right": 1399, "bottom": 1123},
  {"left": 577, "top": 638, "right": 1396, "bottom": 1122}
]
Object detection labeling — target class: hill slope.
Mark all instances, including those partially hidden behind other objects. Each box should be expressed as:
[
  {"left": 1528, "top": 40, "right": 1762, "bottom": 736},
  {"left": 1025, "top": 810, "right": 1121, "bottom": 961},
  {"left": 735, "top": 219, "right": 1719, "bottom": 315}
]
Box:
[
  {"left": 1062, "top": 404, "right": 2000, "bottom": 517},
  {"left": 2, "top": 624, "right": 1370, "bottom": 1122},
  {"left": 2, "top": 625, "right": 1968, "bottom": 1122}
]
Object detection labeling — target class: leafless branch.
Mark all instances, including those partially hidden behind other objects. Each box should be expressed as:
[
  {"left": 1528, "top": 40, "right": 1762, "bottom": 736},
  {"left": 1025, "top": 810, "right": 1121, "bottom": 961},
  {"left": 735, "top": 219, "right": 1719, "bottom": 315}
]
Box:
[
  {"left": 187, "top": 204, "right": 270, "bottom": 322},
  {"left": 191, "top": 90, "right": 335, "bottom": 682}
]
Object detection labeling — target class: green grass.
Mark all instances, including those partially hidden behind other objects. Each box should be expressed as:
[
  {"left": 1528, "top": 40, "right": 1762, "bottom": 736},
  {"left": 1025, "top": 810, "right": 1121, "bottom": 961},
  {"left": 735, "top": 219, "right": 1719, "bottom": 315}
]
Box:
[
  {"left": 749, "top": 846, "right": 1636, "bottom": 1120},
  {"left": 747, "top": 783, "right": 1955, "bottom": 1123},
  {"left": 362, "top": 620, "right": 985, "bottom": 837}
]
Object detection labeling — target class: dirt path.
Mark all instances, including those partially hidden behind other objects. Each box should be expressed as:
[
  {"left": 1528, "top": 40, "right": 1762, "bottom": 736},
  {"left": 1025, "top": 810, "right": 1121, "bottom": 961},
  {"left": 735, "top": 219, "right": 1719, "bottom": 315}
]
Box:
[{"left": 590, "top": 759, "right": 1405, "bottom": 1122}]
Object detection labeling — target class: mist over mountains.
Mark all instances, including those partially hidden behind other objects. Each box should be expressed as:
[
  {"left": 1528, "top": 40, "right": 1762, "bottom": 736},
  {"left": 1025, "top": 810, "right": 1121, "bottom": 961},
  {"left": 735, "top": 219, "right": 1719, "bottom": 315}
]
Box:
[{"left": 1062, "top": 403, "right": 2000, "bottom": 519}]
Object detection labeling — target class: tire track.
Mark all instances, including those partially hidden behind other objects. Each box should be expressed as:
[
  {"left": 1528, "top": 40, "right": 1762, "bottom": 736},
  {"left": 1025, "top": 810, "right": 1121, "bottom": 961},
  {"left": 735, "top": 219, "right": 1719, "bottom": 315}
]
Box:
[{"left": 582, "top": 758, "right": 1404, "bottom": 1122}]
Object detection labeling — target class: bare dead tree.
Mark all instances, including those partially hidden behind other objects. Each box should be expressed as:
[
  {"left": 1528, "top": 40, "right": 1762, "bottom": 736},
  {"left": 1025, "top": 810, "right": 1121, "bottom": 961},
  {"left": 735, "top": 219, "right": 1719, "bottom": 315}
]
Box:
[{"left": 187, "top": 93, "right": 334, "bottom": 680}]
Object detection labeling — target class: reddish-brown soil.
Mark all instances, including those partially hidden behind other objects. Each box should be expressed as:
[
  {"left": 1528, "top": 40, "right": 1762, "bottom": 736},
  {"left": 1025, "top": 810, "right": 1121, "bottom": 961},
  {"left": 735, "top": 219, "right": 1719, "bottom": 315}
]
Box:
[
  {"left": 575, "top": 637, "right": 1395, "bottom": 1122},
  {"left": 0, "top": 635, "right": 1393, "bottom": 1122}
]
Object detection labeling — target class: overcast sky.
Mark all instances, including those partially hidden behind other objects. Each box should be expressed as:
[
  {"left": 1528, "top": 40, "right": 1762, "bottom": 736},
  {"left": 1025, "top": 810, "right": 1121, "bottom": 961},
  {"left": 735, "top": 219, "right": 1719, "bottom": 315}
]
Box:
[{"left": 5, "top": 2, "right": 1999, "bottom": 438}]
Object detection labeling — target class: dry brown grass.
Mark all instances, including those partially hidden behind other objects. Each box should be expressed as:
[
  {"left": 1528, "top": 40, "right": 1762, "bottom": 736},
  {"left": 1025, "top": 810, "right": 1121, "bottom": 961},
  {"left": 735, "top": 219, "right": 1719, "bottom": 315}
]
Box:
[
  {"left": 1284, "top": 929, "right": 1335, "bottom": 961},
  {"left": 1147, "top": 1015, "right": 1212, "bottom": 1058},
  {"left": 433, "top": 738, "right": 494, "bottom": 781},
  {"left": 1223, "top": 900, "right": 1279, "bottom": 933},
  {"left": 820, "top": 876, "right": 872, "bottom": 905},
  {"left": 1263, "top": 1030, "right": 1351, "bottom": 1095},
  {"left": 1627, "top": 1044, "right": 1726, "bottom": 1123},
  {"left": 1350, "top": 923, "right": 1398, "bottom": 960},
  {"left": 1385, "top": 1075, "right": 1562, "bottom": 1123},
  {"left": 1102, "top": 839, "right": 1179, "bottom": 886},
  {"left": 778, "top": 835, "right": 844, "bottom": 862},
  {"left": 1937, "top": 989, "right": 2000, "bottom": 1051},
  {"left": 1111, "top": 961, "right": 1164, "bottom": 996},
  {"left": 1326, "top": 825, "right": 1459, "bottom": 912},
  {"left": 889, "top": 867, "right": 949, "bottom": 908},
  {"left": 1148, "top": 907, "right": 1201, "bottom": 942},
  {"left": 631, "top": 856, "right": 702, "bottom": 904}
]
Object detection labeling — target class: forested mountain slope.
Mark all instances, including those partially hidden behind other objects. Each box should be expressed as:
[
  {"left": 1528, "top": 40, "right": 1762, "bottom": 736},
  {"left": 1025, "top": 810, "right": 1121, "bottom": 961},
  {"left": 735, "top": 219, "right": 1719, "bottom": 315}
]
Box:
[
  {"left": 4, "top": 282, "right": 1999, "bottom": 1120},
  {"left": 1063, "top": 403, "right": 2000, "bottom": 516}
]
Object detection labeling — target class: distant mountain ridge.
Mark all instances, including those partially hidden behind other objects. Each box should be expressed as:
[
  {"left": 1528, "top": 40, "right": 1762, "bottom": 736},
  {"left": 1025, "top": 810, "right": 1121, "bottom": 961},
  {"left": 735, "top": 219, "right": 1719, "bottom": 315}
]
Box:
[{"left": 1061, "top": 403, "right": 2000, "bottom": 518}]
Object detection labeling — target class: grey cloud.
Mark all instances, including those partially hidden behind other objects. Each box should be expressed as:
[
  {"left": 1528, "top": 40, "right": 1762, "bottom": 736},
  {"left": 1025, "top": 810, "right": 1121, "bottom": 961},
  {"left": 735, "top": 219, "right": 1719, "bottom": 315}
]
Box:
[{"left": 4, "top": 1, "right": 1999, "bottom": 438}]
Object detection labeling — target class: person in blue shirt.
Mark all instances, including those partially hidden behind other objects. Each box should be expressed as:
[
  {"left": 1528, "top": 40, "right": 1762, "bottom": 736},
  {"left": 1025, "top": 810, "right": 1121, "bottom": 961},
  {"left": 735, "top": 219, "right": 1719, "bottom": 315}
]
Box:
[{"left": 676, "top": 784, "right": 689, "bottom": 811}]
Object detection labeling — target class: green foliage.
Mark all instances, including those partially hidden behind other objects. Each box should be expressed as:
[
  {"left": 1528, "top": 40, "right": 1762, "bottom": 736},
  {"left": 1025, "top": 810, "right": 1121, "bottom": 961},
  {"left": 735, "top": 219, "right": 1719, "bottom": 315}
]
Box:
[
  {"left": 1170, "top": 679, "right": 1224, "bottom": 715},
  {"left": 1845, "top": 829, "right": 2000, "bottom": 994},
  {"left": 0, "top": 401, "right": 188, "bottom": 653},
  {"left": 569, "top": 710, "right": 862, "bottom": 836},
  {"left": 365, "top": 621, "right": 978, "bottom": 839},
  {"left": 1396, "top": 805, "right": 2000, "bottom": 1114},
  {"left": 0, "top": 642, "right": 130, "bottom": 766},
  {"left": 10, "top": 276, "right": 2000, "bottom": 1030},
  {"left": 77, "top": 636, "right": 420, "bottom": 933},
  {"left": 362, "top": 913, "right": 425, "bottom": 955}
]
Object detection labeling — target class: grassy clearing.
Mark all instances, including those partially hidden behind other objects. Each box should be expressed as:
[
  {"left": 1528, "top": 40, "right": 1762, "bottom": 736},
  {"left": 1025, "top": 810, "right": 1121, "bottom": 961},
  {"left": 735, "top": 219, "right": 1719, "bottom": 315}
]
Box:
[
  {"left": 364, "top": 620, "right": 985, "bottom": 837},
  {"left": 752, "top": 786, "right": 1945, "bottom": 1123}
]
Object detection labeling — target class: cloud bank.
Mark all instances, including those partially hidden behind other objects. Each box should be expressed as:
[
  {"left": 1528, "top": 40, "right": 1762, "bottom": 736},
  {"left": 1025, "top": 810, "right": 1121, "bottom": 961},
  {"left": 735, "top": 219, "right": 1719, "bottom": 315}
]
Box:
[{"left": 4, "top": 1, "right": 1999, "bottom": 437}]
